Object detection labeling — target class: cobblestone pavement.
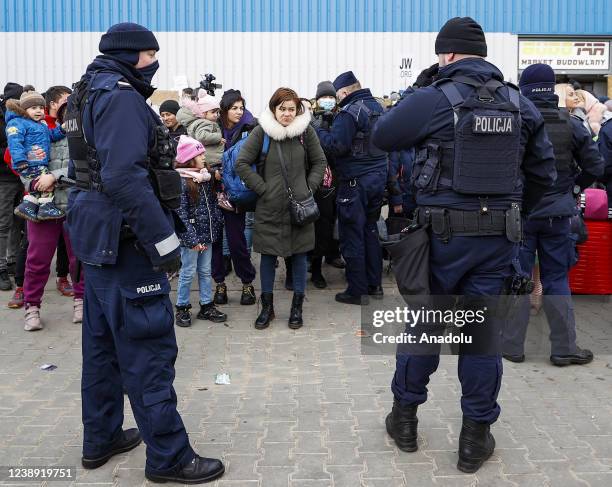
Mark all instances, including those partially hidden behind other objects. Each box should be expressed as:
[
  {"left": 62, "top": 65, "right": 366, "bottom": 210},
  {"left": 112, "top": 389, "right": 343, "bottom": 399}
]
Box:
[{"left": 1, "top": 263, "right": 611, "bottom": 487}]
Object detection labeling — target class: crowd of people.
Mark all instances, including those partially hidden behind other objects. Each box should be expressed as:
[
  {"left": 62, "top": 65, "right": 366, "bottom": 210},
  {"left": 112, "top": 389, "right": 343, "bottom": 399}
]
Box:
[{"left": 1, "top": 74, "right": 611, "bottom": 331}]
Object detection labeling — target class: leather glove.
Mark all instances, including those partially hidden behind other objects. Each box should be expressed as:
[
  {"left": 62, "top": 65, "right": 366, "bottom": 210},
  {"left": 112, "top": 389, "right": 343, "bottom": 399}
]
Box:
[
  {"left": 414, "top": 63, "right": 439, "bottom": 88},
  {"left": 152, "top": 254, "right": 182, "bottom": 274}
]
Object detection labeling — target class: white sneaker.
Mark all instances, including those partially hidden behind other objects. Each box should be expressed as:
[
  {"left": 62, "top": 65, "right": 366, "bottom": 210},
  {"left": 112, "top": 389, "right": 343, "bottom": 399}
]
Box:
[
  {"left": 24, "top": 306, "right": 43, "bottom": 331},
  {"left": 73, "top": 298, "right": 83, "bottom": 323}
]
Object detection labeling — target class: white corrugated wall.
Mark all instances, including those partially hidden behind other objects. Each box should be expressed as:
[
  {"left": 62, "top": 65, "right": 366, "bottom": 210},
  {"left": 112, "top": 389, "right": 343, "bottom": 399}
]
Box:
[{"left": 1, "top": 32, "right": 517, "bottom": 112}]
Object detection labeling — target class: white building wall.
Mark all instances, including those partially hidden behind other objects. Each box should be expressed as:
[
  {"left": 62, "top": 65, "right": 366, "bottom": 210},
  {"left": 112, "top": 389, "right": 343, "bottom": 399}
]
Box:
[{"left": 1, "top": 32, "right": 518, "bottom": 113}]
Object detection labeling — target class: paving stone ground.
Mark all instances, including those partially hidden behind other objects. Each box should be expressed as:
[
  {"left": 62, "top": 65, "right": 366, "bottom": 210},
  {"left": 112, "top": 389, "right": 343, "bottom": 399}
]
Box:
[{"left": 1, "top": 260, "right": 611, "bottom": 486}]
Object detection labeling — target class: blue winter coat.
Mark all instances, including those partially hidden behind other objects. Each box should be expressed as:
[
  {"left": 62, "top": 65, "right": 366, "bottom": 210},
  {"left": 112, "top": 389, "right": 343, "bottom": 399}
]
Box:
[
  {"left": 175, "top": 178, "right": 223, "bottom": 249},
  {"left": 316, "top": 88, "right": 388, "bottom": 180},
  {"left": 527, "top": 93, "right": 604, "bottom": 219},
  {"left": 372, "top": 58, "right": 557, "bottom": 213},
  {"left": 4, "top": 101, "right": 65, "bottom": 178},
  {"left": 66, "top": 56, "right": 180, "bottom": 266}
]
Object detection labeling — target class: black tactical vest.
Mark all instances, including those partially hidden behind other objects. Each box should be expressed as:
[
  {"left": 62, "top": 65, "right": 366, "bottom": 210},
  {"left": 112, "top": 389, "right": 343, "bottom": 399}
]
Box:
[
  {"left": 412, "top": 76, "right": 522, "bottom": 196},
  {"left": 538, "top": 107, "right": 574, "bottom": 173},
  {"left": 64, "top": 77, "right": 182, "bottom": 210},
  {"left": 342, "top": 100, "right": 387, "bottom": 160}
]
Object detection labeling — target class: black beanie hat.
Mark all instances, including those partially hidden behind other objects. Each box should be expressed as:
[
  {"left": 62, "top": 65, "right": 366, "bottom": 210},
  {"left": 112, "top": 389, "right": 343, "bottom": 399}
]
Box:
[
  {"left": 519, "top": 63, "right": 556, "bottom": 97},
  {"left": 99, "top": 22, "right": 159, "bottom": 54},
  {"left": 315, "top": 81, "right": 336, "bottom": 100},
  {"left": 220, "top": 89, "right": 245, "bottom": 112},
  {"left": 3, "top": 82, "right": 23, "bottom": 101},
  {"left": 435, "top": 17, "right": 487, "bottom": 57},
  {"left": 159, "top": 99, "right": 180, "bottom": 115}
]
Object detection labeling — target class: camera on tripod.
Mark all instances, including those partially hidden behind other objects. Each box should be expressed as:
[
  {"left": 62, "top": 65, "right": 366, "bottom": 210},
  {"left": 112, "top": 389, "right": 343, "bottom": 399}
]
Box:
[{"left": 200, "top": 74, "right": 222, "bottom": 97}]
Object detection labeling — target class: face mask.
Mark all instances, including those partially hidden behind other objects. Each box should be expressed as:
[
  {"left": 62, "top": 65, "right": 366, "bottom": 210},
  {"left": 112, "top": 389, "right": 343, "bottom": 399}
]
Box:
[
  {"left": 137, "top": 60, "right": 159, "bottom": 84},
  {"left": 318, "top": 99, "right": 336, "bottom": 111}
]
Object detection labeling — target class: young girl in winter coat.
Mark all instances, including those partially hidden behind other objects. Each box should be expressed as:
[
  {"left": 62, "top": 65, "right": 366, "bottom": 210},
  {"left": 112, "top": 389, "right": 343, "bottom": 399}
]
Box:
[{"left": 174, "top": 135, "right": 226, "bottom": 327}]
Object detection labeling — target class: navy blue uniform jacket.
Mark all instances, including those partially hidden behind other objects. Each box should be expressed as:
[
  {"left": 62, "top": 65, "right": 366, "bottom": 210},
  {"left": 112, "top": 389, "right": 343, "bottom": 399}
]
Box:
[
  {"left": 527, "top": 93, "right": 604, "bottom": 218},
  {"left": 66, "top": 57, "right": 180, "bottom": 266},
  {"left": 316, "top": 88, "right": 387, "bottom": 181},
  {"left": 372, "top": 58, "right": 557, "bottom": 212}
]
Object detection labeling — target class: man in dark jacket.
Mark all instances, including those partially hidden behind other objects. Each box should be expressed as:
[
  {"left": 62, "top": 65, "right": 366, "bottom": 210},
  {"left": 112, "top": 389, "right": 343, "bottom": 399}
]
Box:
[
  {"left": 503, "top": 63, "right": 604, "bottom": 365},
  {"left": 65, "top": 23, "right": 224, "bottom": 484},
  {"left": 0, "top": 82, "right": 24, "bottom": 290},
  {"left": 158, "top": 99, "right": 186, "bottom": 149},
  {"left": 373, "top": 17, "right": 557, "bottom": 473},
  {"left": 317, "top": 71, "right": 388, "bottom": 304},
  {"left": 598, "top": 114, "right": 612, "bottom": 205}
]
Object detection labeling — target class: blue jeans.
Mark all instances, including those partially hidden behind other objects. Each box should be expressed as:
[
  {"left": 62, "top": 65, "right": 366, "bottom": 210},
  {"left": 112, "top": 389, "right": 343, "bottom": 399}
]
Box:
[
  {"left": 260, "top": 253, "right": 307, "bottom": 294},
  {"left": 176, "top": 247, "right": 213, "bottom": 306}
]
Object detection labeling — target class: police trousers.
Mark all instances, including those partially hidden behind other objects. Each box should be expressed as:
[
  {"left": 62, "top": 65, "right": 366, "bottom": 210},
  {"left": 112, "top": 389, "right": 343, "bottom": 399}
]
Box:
[
  {"left": 392, "top": 235, "right": 517, "bottom": 424},
  {"left": 502, "top": 217, "right": 578, "bottom": 356},
  {"left": 81, "top": 240, "right": 194, "bottom": 472},
  {"left": 336, "top": 170, "right": 386, "bottom": 296}
]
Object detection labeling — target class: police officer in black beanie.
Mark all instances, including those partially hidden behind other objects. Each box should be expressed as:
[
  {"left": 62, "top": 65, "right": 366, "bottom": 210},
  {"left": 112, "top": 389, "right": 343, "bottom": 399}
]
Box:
[
  {"left": 65, "top": 22, "right": 224, "bottom": 483},
  {"left": 373, "top": 17, "right": 556, "bottom": 473}
]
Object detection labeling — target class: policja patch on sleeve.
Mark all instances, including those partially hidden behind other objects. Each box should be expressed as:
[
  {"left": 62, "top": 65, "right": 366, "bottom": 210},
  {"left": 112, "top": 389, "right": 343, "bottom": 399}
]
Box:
[{"left": 472, "top": 115, "right": 514, "bottom": 134}]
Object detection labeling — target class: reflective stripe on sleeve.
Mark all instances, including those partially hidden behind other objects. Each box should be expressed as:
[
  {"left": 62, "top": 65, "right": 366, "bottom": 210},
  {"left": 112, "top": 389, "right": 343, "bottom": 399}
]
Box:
[{"left": 155, "top": 233, "right": 180, "bottom": 257}]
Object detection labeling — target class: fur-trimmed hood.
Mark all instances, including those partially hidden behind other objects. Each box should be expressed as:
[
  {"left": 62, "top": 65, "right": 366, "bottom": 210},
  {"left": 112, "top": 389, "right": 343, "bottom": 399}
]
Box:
[
  {"left": 258, "top": 107, "right": 311, "bottom": 141},
  {"left": 4, "top": 99, "right": 30, "bottom": 120}
]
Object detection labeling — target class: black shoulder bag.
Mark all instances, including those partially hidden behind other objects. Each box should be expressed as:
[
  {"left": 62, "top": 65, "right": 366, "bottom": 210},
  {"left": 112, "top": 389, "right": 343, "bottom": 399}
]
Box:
[{"left": 275, "top": 142, "right": 319, "bottom": 226}]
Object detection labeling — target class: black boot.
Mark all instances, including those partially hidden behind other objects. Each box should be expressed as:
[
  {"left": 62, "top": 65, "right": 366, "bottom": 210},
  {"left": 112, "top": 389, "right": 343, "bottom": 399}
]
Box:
[
  {"left": 550, "top": 346, "right": 594, "bottom": 366},
  {"left": 145, "top": 454, "right": 225, "bottom": 484},
  {"left": 175, "top": 304, "right": 192, "bottom": 327},
  {"left": 255, "top": 293, "right": 274, "bottom": 330},
  {"left": 457, "top": 417, "right": 495, "bottom": 473},
  {"left": 197, "top": 302, "right": 227, "bottom": 323},
  {"left": 310, "top": 257, "right": 327, "bottom": 289},
  {"left": 82, "top": 428, "right": 142, "bottom": 469},
  {"left": 385, "top": 400, "right": 418, "bottom": 452},
  {"left": 0, "top": 270, "right": 12, "bottom": 291},
  {"left": 213, "top": 282, "right": 228, "bottom": 305},
  {"left": 288, "top": 293, "right": 304, "bottom": 329},
  {"left": 240, "top": 283, "right": 256, "bottom": 305}
]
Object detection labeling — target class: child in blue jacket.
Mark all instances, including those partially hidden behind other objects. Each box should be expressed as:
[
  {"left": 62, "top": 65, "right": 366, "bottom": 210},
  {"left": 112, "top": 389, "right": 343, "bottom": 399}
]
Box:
[
  {"left": 5, "top": 91, "right": 65, "bottom": 221},
  {"left": 174, "top": 135, "right": 226, "bottom": 327}
]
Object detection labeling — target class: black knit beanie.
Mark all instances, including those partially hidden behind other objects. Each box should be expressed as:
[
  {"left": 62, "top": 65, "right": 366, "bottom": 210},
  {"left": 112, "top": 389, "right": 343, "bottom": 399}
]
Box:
[
  {"left": 159, "top": 99, "right": 180, "bottom": 115},
  {"left": 99, "top": 22, "right": 159, "bottom": 54},
  {"left": 3, "top": 82, "right": 24, "bottom": 101},
  {"left": 220, "top": 89, "right": 245, "bottom": 112},
  {"left": 315, "top": 81, "right": 336, "bottom": 100},
  {"left": 435, "top": 17, "right": 487, "bottom": 57}
]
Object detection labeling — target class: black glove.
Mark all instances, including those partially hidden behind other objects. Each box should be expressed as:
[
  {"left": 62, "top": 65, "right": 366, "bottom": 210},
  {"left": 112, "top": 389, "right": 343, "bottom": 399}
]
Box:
[
  {"left": 153, "top": 254, "right": 182, "bottom": 274},
  {"left": 414, "top": 63, "right": 439, "bottom": 88},
  {"left": 318, "top": 111, "right": 333, "bottom": 130}
]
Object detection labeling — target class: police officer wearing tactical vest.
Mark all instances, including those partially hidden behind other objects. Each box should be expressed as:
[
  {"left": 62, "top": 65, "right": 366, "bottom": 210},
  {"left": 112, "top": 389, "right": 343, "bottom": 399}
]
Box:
[
  {"left": 373, "top": 18, "right": 556, "bottom": 473},
  {"left": 502, "top": 64, "right": 603, "bottom": 365},
  {"left": 316, "top": 71, "right": 388, "bottom": 304},
  {"left": 64, "top": 23, "right": 224, "bottom": 484}
]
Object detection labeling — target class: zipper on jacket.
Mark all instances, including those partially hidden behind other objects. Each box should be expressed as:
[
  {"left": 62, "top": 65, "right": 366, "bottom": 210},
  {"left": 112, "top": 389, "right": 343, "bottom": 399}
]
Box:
[{"left": 202, "top": 184, "right": 214, "bottom": 242}]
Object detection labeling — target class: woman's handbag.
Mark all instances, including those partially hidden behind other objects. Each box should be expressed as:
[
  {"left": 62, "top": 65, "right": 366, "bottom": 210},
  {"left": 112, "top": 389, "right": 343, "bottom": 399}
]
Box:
[{"left": 276, "top": 143, "right": 320, "bottom": 226}]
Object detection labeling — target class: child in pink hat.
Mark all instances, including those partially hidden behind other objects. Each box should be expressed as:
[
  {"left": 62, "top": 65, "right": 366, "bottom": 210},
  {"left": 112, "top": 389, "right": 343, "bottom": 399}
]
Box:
[
  {"left": 173, "top": 135, "right": 226, "bottom": 327},
  {"left": 176, "top": 90, "right": 225, "bottom": 172}
]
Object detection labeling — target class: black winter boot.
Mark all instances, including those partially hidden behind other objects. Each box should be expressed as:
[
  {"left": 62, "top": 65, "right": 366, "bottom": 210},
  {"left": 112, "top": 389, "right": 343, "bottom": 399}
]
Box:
[
  {"left": 240, "top": 283, "right": 256, "bottom": 305},
  {"left": 175, "top": 304, "right": 192, "bottom": 327},
  {"left": 255, "top": 293, "right": 274, "bottom": 330},
  {"left": 213, "top": 282, "right": 228, "bottom": 305},
  {"left": 288, "top": 293, "right": 305, "bottom": 329},
  {"left": 385, "top": 400, "right": 418, "bottom": 452},
  {"left": 457, "top": 417, "right": 495, "bottom": 473},
  {"left": 197, "top": 302, "right": 227, "bottom": 323}
]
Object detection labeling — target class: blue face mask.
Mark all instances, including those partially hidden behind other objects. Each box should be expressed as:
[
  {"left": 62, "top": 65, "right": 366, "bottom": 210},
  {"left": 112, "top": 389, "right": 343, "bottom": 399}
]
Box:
[
  {"left": 318, "top": 98, "right": 336, "bottom": 111},
  {"left": 137, "top": 60, "right": 159, "bottom": 84}
]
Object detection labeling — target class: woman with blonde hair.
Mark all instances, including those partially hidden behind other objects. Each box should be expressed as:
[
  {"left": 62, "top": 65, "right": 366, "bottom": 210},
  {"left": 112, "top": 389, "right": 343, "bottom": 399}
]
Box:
[
  {"left": 576, "top": 89, "right": 606, "bottom": 135},
  {"left": 555, "top": 83, "right": 592, "bottom": 135}
]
